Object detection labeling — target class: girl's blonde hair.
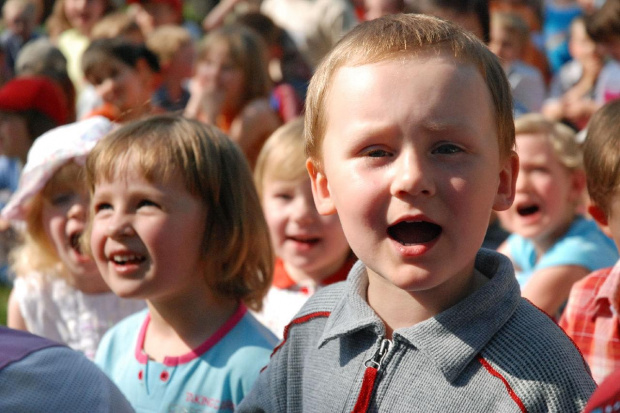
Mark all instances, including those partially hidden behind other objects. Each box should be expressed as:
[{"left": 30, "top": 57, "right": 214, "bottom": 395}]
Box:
[
  {"left": 85, "top": 115, "right": 273, "bottom": 311},
  {"left": 197, "top": 24, "right": 271, "bottom": 111},
  {"left": 254, "top": 117, "right": 307, "bottom": 198},
  {"left": 515, "top": 113, "right": 583, "bottom": 170},
  {"left": 45, "top": 0, "right": 116, "bottom": 40},
  {"left": 10, "top": 162, "right": 84, "bottom": 279}
]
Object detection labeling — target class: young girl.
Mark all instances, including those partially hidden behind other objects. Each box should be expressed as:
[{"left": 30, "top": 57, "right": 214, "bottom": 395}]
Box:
[
  {"left": 88, "top": 115, "right": 278, "bottom": 411},
  {"left": 498, "top": 114, "right": 618, "bottom": 318},
  {"left": 3, "top": 116, "right": 146, "bottom": 360},
  {"left": 253, "top": 118, "right": 355, "bottom": 337},
  {"left": 81, "top": 38, "right": 161, "bottom": 123},
  {"left": 46, "top": 0, "right": 116, "bottom": 95},
  {"left": 184, "top": 24, "right": 281, "bottom": 169}
]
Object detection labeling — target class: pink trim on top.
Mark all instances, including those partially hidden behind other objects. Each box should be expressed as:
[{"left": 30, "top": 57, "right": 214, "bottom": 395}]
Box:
[{"left": 134, "top": 304, "right": 248, "bottom": 367}]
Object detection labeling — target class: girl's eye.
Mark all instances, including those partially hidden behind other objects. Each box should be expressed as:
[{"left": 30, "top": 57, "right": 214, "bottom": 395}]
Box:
[
  {"left": 433, "top": 144, "right": 463, "bottom": 155},
  {"left": 137, "top": 199, "right": 158, "bottom": 208},
  {"left": 275, "top": 193, "right": 293, "bottom": 201},
  {"left": 94, "top": 202, "right": 112, "bottom": 213},
  {"left": 49, "top": 193, "right": 76, "bottom": 206}
]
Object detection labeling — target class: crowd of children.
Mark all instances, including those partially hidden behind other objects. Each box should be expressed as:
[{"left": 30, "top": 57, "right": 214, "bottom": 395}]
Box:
[{"left": 2, "top": 0, "right": 620, "bottom": 411}]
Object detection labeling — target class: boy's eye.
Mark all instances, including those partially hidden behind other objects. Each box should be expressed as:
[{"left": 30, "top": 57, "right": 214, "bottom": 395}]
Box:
[
  {"left": 365, "top": 148, "right": 392, "bottom": 158},
  {"left": 432, "top": 144, "right": 463, "bottom": 155}
]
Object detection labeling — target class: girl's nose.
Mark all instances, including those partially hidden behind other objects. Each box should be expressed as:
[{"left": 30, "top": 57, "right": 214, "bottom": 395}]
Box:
[
  {"left": 68, "top": 201, "right": 87, "bottom": 221},
  {"left": 291, "top": 195, "right": 316, "bottom": 226},
  {"left": 105, "top": 214, "right": 135, "bottom": 238}
]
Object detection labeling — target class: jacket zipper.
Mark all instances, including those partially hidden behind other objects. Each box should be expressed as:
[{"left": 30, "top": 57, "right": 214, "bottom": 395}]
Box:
[{"left": 351, "top": 338, "right": 392, "bottom": 413}]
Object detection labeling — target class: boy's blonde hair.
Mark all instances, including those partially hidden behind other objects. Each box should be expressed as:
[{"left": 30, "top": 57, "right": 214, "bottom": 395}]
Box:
[
  {"left": 515, "top": 113, "right": 583, "bottom": 170},
  {"left": 254, "top": 117, "right": 307, "bottom": 198},
  {"left": 10, "top": 162, "right": 84, "bottom": 279},
  {"left": 146, "top": 24, "right": 193, "bottom": 65},
  {"left": 583, "top": 100, "right": 620, "bottom": 216},
  {"left": 85, "top": 115, "right": 273, "bottom": 311},
  {"left": 197, "top": 24, "right": 271, "bottom": 107},
  {"left": 305, "top": 14, "right": 514, "bottom": 168}
]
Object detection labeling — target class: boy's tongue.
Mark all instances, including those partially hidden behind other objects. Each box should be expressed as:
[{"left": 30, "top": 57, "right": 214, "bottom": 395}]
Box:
[{"left": 388, "top": 221, "right": 442, "bottom": 245}]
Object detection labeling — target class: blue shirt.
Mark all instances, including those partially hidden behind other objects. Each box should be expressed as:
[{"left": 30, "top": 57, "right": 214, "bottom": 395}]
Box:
[
  {"left": 508, "top": 215, "right": 618, "bottom": 288},
  {"left": 95, "top": 305, "right": 277, "bottom": 413}
]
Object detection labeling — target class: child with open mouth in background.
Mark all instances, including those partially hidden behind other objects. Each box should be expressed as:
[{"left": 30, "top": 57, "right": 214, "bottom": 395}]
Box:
[
  {"left": 498, "top": 113, "right": 618, "bottom": 319},
  {"left": 4, "top": 116, "right": 145, "bottom": 360}
]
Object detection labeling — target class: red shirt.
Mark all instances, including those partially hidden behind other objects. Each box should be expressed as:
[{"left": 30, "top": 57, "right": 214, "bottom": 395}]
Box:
[{"left": 559, "top": 262, "right": 620, "bottom": 384}]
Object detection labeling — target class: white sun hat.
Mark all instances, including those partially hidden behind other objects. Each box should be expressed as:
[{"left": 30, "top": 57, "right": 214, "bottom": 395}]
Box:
[{"left": 1, "top": 116, "right": 114, "bottom": 222}]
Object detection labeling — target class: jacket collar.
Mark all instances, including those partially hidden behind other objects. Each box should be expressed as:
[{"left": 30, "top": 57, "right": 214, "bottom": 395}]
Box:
[{"left": 318, "top": 249, "right": 521, "bottom": 383}]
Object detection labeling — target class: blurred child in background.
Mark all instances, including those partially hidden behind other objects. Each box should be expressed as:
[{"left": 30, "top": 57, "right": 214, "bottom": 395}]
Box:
[
  {"left": 146, "top": 24, "right": 195, "bottom": 113},
  {"left": 543, "top": 16, "right": 603, "bottom": 131},
  {"left": 253, "top": 118, "right": 354, "bottom": 338},
  {"left": 489, "top": 11, "right": 547, "bottom": 113},
  {"left": 498, "top": 113, "right": 618, "bottom": 318},
  {"left": 46, "top": 0, "right": 116, "bottom": 96},
  {"left": 560, "top": 99, "right": 620, "bottom": 384},
  {"left": 0, "top": 0, "right": 40, "bottom": 78},
  {"left": 185, "top": 24, "right": 281, "bottom": 168},
  {"left": 4, "top": 117, "right": 145, "bottom": 360},
  {"left": 585, "top": 0, "right": 620, "bottom": 106},
  {"left": 89, "top": 115, "right": 277, "bottom": 411},
  {"left": 81, "top": 38, "right": 161, "bottom": 123}
]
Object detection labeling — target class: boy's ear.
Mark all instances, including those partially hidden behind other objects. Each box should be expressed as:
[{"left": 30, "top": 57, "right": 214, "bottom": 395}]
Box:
[
  {"left": 588, "top": 204, "right": 609, "bottom": 226},
  {"left": 588, "top": 204, "right": 613, "bottom": 239},
  {"left": 306, "top": 158, "right": 337, "bottom": 215},
  {"left": 492, "top": 151, "right": 519, "bottom": 212}
]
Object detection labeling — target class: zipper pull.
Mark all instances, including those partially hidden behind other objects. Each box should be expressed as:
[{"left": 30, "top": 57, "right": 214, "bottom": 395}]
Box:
[
  {"left": 364, "top": 338, "right": 392, "bottom": 371},
  {"left": 353, "top": 338, "right": 393, "bottom": 413}
]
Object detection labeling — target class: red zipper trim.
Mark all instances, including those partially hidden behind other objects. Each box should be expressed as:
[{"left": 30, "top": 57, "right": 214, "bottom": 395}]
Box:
[
  {"left": 477, "top": 355, "right": 527, "bottom": 412},
  {"left": 351, "top": 366, "right": 379, "bottom": 413}
]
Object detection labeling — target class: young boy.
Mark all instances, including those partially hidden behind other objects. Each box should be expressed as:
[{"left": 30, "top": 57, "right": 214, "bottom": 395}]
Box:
[
  {"left": 238, "top": 14, "right": 596, "bottom": 412},
  {"left": 146, "top": 25, "right": 194, "bottom": 112},
  {"left": 253, "top": 118, "right": 354, "bottom": 338},
  {"left": 498, "top": 114, "right": 618, "bottom": 318},
  {"left": 560, "top": 99, "right": 620, "bottom": 384},
  {"left": 489, "top": 11, "right": 546, "bottom": 114},
  {"left": 585, "top": 0, "right": 620, "bottom": 106}
]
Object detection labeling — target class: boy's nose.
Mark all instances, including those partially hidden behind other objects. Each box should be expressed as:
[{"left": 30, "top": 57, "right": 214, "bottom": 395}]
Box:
[
  {"left": 390, "top": 152, "right": 434, "bottom": 198},
  {"left": 97, "top": 79, "right": 116, "bottom": 102}
]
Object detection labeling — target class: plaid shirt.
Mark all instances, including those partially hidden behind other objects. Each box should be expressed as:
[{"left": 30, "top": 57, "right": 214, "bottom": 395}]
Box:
[{"left": 559, "top": 261, "right": 620, "bottom": 384}]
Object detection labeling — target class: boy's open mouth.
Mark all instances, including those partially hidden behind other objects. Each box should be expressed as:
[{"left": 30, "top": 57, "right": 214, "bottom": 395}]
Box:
[
  {"left": 387, "top": 221, "right": 442, "bottom": 245},
  {"left": 517, "top": 204, "right": 540, "bottom": 216}
]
